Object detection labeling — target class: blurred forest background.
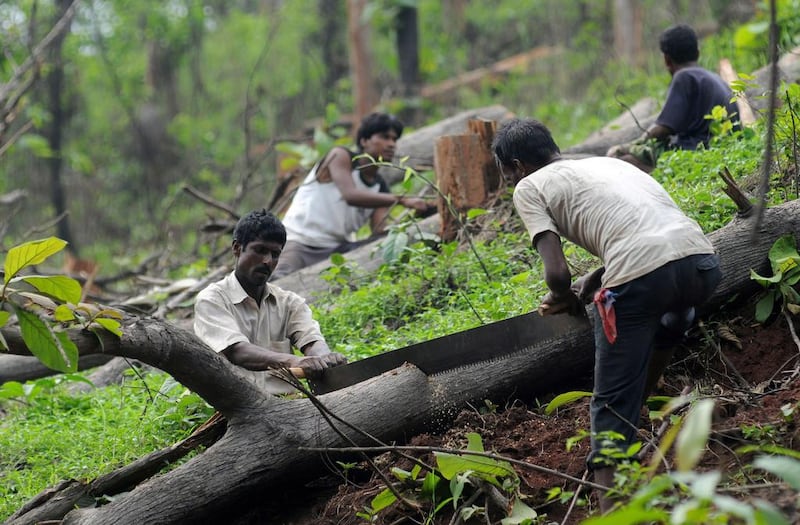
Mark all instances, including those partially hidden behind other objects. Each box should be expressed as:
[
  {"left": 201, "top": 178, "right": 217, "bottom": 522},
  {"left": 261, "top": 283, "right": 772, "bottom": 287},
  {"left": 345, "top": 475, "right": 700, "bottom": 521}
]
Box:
[{"left": 0, "top": 0, "right": 796, "bottom": 272}]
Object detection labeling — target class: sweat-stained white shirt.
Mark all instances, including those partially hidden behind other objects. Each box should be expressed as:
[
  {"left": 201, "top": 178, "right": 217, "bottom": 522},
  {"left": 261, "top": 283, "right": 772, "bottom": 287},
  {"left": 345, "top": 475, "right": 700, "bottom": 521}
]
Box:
[
  {"left": 193, "top": 271, "right": 325, "bottom": 394},
  {"left": 512, "top": 157, "right": 715, "bottom": 288}
]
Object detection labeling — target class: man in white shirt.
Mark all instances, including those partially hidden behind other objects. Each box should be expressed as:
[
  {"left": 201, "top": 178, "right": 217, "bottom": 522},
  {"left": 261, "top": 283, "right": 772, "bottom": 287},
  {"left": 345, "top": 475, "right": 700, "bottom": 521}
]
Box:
[
  {"left": 492, "top": 118, "right": 721, "bottom": 512},
  {"left": 194, "top": 209, "right": 346, "bottom": 395}
]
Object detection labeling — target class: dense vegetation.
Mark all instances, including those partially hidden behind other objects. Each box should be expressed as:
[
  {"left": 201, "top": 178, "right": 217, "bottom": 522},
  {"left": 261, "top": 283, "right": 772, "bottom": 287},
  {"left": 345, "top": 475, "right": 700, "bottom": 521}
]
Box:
[{"left": 2, "top": 0, "right": 800, "bottom": 523}]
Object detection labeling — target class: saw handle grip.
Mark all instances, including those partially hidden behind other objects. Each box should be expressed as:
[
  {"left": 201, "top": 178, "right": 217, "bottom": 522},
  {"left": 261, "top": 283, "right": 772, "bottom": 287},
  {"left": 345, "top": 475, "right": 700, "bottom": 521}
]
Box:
[{"left": 288, "top": 367, "right": 305, "bottom": 378}]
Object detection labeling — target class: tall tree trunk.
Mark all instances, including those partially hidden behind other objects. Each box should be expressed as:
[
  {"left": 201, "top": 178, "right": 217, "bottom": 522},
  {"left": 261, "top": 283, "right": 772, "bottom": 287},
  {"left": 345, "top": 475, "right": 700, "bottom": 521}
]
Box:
[
  {"left": 347, "top": 0, "right": 376, "bottom": 123},
  {"left": 46, "top": 0, "right": 76, "bottom": 252},
  {"left": 395, "top": 4, "right": 421, "bottom": 125},
  {"left": 612, "top": 0, "right": 643, "bottom": 66},
  {"left": 318, "top": 0, "right": 349, "bottom": 91}
]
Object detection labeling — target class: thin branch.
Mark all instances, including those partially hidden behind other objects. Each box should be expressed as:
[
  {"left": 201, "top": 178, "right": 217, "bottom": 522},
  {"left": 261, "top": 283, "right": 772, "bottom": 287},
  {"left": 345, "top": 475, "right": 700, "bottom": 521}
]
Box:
[
  {"left": 751, "top": 0, "right": 780, "bottom": 240},
  {"left": 181, "top": 185, "right": 240, "bottom": 220}
]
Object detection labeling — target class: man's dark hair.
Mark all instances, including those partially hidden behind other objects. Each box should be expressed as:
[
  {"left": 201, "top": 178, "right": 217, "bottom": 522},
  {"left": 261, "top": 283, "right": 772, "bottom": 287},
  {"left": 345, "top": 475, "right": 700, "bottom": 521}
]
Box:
[
  {"left": 659, "top": 24, "right": 699, "bottom": 64},
  {"left": 356, "top": 112, "right": 404, "bottom": 150},
  {"left": 491, "top": 118, "right": 560, "bottom": 169},
  {"left": 233, "top": 209, "right": 286, "bottom": 248}
]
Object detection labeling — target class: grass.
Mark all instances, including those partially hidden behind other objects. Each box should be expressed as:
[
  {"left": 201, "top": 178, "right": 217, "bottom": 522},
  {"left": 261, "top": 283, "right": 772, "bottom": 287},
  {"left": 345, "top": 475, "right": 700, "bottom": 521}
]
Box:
[{"left": 0, "top": 372, "right": 214, "bottom": 519}]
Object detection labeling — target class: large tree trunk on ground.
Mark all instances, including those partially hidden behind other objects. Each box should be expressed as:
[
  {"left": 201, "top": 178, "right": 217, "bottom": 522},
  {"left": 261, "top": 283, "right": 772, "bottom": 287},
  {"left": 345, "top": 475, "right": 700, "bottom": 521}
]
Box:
[
  {"left": 0, "top": 354, "right": 113, "bottom": 384},
  {"left": 3, "top": 199, "right": 800, "bottom": 524}
]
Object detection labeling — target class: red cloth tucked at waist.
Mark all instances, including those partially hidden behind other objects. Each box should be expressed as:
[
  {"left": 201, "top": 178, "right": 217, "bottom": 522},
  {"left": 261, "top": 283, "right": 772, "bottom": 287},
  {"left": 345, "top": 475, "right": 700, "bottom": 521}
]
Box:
[{"left": 594, "top": 288, "right": 618, "bottom": 344}]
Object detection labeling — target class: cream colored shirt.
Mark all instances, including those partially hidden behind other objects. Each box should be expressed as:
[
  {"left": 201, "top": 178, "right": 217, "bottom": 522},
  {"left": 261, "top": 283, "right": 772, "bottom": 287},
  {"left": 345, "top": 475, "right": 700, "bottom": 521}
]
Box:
[
  {"left": 513, "top": 157, "right": 715, "bottom": 288},
  {"left": 193, "top": 271, "right": 325, "bottom": 394}
]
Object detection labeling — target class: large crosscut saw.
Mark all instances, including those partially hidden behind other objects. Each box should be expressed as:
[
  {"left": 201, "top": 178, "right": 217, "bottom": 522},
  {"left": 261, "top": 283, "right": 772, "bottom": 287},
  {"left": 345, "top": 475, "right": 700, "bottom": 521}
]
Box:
[{"left": 309, "top": 310, "right": 591, "bottom": 394}]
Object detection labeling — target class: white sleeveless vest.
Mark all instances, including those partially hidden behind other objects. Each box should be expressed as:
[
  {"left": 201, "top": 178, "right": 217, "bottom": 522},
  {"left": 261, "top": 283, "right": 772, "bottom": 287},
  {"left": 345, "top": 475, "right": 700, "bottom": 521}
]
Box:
[{"left": 282, "top": 157, "right": 381, "bottom": 249}]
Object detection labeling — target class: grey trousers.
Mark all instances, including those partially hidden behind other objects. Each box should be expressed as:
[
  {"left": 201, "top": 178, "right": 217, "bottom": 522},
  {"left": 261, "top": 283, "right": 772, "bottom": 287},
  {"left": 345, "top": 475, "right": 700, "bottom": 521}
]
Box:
[{"left": 588, "top": 253, "right": 722, "bottom": 467}]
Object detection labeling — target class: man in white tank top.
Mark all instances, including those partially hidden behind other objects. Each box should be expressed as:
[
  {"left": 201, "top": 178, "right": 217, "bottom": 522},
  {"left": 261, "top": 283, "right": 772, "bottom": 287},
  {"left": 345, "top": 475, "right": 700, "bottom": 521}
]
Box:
[
  {"left": 271, "top": 113, "right": 431, "bottom": 280},
  {"left": 493, "top": 118, "right": 721, "bottom": 513}
]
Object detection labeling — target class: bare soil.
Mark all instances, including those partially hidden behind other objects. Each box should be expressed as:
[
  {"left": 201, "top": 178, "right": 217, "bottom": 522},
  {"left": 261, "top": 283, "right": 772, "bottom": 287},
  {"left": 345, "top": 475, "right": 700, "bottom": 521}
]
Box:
[{"left": 255, "top": 306, "right": 800, "bottom": 525}]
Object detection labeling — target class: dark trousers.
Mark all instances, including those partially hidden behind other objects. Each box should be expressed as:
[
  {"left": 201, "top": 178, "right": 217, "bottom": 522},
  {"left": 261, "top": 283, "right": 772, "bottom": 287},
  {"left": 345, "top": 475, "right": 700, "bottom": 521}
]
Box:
[{"left": 588, "top": 253, "right": 722, "bottom": 467}]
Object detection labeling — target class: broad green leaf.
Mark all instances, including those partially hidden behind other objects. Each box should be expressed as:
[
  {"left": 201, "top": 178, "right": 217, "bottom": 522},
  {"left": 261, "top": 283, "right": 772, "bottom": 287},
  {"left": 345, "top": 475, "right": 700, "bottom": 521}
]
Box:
[
  {"left": 767, "top": 235, "right": 800, "bottom": 275},
  {"left": 0, "top": 310, "right": 10, "bottom": 327},
  {"left": 466, "top": 208, "right": 488, "bottom": 220},
  {"left": 96, "top": 308, "right": 124, "bottom": 320},
  {"left": 421, "top": 471, "right": 440, "bottom": 498},
  {"left": 581, "top": 505, "right": 668, "bottom": 524},
  {"left": 435, "top": 451, "right": 513, "bottom": 481},
  {"left": 369, "top": 487, "right": 396, "bottom": 513},
  {"left": 755, "top": 292, "right": 777, "bottom": 323},
  {"left": 500, "top": 499, "right": 538, "bottom": 524},
  {"left": 754, "top": 455, "right": 800, "bottom": 490},
  {"left": 0, "top": 381, "right": 25, "bottom": 399},
  {"left": 751, "top": 268, "right": 783, "bottom": 287},
  {"left": 382, "top": 231, "right": 409, "bottom": 263},
  {"left": 15, "top": 307, "right": 77, "bottom": 373},
  {"left": 545, "top": 391, "right": 593, "bottom": 414},
  {"left": 330, "top": 253, "right": 346, "bottom": 265},
  {"left": 466, "top": 432, "right": 485, "bottom": 452},
  {"left": 54, "top": 305, "right": 76, "bottom": 322},
  {"left": 93, "top": 318, "right": 122, "bottom": 337},
  {"left": 22, "top": 275, "right": 82, "bottom": 304},
  {"left": 4, "top": 237, "right": 67, "bottom": 283},
  {"left": 509, "top": 271, "right": 531, "bottom": 284},
  {"left": 675, "top": 398, "right": 714, "bottom": 471}
]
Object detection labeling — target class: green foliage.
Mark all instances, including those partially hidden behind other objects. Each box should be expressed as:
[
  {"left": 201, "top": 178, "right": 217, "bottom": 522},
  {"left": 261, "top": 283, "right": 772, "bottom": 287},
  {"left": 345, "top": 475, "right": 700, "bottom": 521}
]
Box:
[
  {"left": 577, "top": 396, "right": 797, "bottom": 524},
  {"left": 750, "top": 235, "right": 800, "bottom": 322},
  {"left": 0, "top": 372, "right": 214, "bottom": 520},
  {"left": 1, "top": 238, "right": 123, "bottom": 373},
  {"left": 360, "top": 432, "right": 541, "bottom": 524}
]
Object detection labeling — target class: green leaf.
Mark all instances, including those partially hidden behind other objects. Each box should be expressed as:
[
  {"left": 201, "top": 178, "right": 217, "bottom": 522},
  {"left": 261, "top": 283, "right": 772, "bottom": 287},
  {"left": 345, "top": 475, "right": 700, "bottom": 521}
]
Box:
[
  {"left": 675, "top": 398, "right": 714, "bottom": 471},
  {"left": 755, "top": 291, "right": 777, "bottom": 323},
  {"left": 0, "top": 381, "right": 25, "bottom": 399},
  {"left": 500, "top": 499, "right": 538, "bottom": 524},
  {"left": 330, "top": 253, "right": 345, "bottom": 266},
  {"left": 545, "top": 391, "right": 593, "bottom": 415},
  {"left": 0, "top": 310, "right": 10, "bottom": 327},
  {"left": 465, "top": 432, "right": 485, "bottom": 452},
  {"left": 382, "top": 231, "right": 409, "bottom": 263},
  {"left": 466, "top": 208, "right": 488, "bottom": 220},
  {"left": 54, "top": 304, "right": 76, "bottom": 322},
  {"left": 421, "top": 471, "right": 441, "bottom": 498},
  {"left": 22, "top": 275, "right": 82, "bottom": 304},
  {"left": 754, "top": 455, "right": 800, "bottom": 490},
  {"left": 15, "top": 307, "right": 77, "bottom": 373},
  {"left": 4, "top": 237, "right": 68, "bottom": 283},
  {"left": 93, "top": 318, "right": 123, "bottom": 337},
  {"left": 369, "top": 488, "right": 397, "bottom": 513},
  {"left": 767, "top": 235, "right": 800, "bottom": 276},
  {"left": 435, "top": 451, "right": 513, "bottom": 481}
]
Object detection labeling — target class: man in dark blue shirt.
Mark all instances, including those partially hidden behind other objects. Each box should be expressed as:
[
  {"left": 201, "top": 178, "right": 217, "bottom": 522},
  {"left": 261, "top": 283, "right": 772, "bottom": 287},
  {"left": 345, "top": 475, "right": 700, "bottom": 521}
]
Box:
[{"left": 608, "top": 24, "right": 739, "bottom": 172}]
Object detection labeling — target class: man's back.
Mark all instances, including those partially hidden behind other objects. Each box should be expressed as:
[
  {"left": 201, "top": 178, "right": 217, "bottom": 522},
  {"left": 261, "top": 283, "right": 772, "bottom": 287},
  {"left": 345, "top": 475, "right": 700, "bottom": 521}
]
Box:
[
  {"left": 656, "top": 66, "right": 738, "bottom": 150},
  {"left": 512, "top": 157, "right": 714, "bottom": 287}
]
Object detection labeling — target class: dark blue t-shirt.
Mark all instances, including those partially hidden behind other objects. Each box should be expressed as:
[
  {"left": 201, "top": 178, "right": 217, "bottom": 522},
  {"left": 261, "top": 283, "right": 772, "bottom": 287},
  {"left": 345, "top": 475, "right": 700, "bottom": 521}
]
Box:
[{"left": 655, "top": 67, "right": 739, "bottom": 150}]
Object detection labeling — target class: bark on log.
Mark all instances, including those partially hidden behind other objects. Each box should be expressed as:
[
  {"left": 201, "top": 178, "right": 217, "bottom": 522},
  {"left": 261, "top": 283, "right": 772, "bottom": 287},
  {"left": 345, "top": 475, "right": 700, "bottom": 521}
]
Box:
[
  {"left": 3, "top": 199, "right": 799, "bottom": 524},
  {"left": 0, "top": 354, "right": 113, "bottom": 384}
]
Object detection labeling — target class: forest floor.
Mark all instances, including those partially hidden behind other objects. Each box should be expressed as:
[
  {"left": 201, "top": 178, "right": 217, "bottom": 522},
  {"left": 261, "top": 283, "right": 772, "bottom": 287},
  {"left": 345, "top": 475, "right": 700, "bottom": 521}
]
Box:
[{"left": 260, "top": 303, "right": 800, "bottom": 525}]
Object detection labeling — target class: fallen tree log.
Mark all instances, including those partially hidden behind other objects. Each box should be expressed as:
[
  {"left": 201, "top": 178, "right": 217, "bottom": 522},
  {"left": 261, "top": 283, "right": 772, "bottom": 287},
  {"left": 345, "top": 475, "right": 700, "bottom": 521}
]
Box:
[
  {"left": 2, "top": 198, "right": 798, "bottom": 524},
  {"left": 0, "top": 354, "right": 114, "bottom": 385}
]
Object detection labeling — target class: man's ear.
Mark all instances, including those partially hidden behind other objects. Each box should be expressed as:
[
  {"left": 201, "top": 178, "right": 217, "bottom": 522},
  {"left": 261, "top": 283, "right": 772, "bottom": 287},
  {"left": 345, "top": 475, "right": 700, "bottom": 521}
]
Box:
[{"left": 232, "top": 240, "right": 242, "bottom": 257}]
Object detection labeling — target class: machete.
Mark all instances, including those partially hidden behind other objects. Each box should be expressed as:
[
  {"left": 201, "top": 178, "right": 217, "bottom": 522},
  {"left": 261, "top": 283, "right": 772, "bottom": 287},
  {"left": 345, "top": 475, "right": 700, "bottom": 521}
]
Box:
[{"left": 308, "top": 310, "right": 591, "bottom": 394}]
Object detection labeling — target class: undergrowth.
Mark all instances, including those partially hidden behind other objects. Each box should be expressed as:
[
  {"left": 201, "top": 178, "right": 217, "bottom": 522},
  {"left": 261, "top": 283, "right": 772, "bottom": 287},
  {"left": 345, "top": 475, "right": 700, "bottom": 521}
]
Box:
[{"left": 0, "top": 372, "right": 214, "bottom": 519}]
